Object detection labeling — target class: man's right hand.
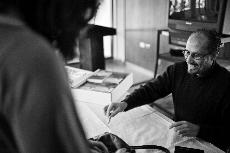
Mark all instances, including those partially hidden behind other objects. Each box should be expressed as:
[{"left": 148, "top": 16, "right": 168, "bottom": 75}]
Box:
[{"left": 103, "top": 102, "right": 128, "bottom": 118}]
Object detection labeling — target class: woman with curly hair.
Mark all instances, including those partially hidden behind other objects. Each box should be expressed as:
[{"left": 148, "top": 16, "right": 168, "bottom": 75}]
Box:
[{"left": 0, "top": 0, "right": 114, "bottom": 153}]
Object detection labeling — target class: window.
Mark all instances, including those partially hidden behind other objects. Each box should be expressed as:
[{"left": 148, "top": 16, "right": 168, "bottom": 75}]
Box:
[{"left": 89, "top": 0, "right": 113, "bottom": 58}]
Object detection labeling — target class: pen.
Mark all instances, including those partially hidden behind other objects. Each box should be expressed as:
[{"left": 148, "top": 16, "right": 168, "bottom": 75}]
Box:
[
  {"left": 107, "top": 116, "right": 112, "bottom": 124},
  {"left": 107, "top": 110, "right": 114, "bottom": 124}
]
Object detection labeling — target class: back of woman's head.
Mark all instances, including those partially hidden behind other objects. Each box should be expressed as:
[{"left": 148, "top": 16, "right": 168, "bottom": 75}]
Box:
[{"left": 0, "top": 0, "right": 100, "bottom": 60}]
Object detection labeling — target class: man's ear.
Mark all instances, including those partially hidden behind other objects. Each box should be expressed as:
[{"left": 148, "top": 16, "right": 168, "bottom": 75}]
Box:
[
  {"left": 215, "top": 51, "right": 220, "bottom": 59},
  {"left": 211, "top": 51, "right": 219, "bottom": 60}
]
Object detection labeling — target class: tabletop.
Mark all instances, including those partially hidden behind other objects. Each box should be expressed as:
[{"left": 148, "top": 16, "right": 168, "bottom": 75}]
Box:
[{"left": 73, "top": 98, "right": 224, "bottom": 153}]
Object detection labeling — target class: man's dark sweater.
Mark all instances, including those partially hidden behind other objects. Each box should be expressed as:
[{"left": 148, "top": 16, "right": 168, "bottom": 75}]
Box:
[{"left": 123, "top": 61, "right": 230, "bottom": 151}]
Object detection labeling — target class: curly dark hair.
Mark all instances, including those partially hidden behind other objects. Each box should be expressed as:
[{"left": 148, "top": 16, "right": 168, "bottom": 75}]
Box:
[
  {"left": 0, "top": 0, "right": 100, "bottom": 60},
  {"left": 192, "top": 29, "right": 222, "bottom": 55}
]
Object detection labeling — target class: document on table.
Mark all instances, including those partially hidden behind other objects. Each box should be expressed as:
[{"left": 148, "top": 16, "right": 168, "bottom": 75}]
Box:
[
  {"left": 74, "top": 101, "right": 111, "bottom": 138},
  {"left": 74, "top": 101, "right": 224, "bottom": 153},
  {"left": 107, "top": 105, "right": 176, "bottom": 148}
]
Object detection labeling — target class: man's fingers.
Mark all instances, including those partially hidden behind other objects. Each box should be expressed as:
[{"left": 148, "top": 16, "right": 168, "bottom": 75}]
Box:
[
  {"left": 110, "top": 108, "right": 121, "bottom": 117},
  {"left": 169, "top": 121, "right": 187, "bottom": 129},
  {"left": 103, "top": 105, "right": 109, "bottom": 115},
  {"left": 104, "top": 103, "right": 126, "bottom": 118},
  {"left": 106, "top": 104, "right": 114, "bottom": 117},
  {"left": 174, "top": 124, "right": 188, "bottom": 131},
  {"left": 177, "top": 128, "right": 189, "bottom": 134},
  {"left": 169, "top": 121, "right": 199, "bottom": 137}
]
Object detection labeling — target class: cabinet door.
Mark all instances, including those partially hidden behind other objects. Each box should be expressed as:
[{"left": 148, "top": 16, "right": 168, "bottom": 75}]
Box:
[
  {"left": 125, "top": 0, "right": 169, "bottom": 30},
  {"left": 157, "top": 59, "right": 174, "bottom": 76},
  {"left": 125, "top": 30, "right": 157, "bottom": 71}
]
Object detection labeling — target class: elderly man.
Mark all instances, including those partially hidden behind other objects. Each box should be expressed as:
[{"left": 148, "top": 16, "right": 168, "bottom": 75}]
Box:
[{"left": 104, "top": 29, "right": 230, "bottom": 151}]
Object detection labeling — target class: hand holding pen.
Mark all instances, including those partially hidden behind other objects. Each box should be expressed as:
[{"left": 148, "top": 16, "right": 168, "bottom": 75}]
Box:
[{"left": 103, "top": 102, "right": 128, "bottom": 124}]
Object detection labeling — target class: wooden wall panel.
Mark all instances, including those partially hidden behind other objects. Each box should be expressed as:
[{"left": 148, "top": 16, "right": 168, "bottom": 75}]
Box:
[
  {"left": 125, "top": 30, "right": 158, "bottom": 71},
  {"left": 125, "top": 0, "right": 168, "bottom": 30},
  {"left": 125, "top": 0, "right": 169, "bottom": 71}
]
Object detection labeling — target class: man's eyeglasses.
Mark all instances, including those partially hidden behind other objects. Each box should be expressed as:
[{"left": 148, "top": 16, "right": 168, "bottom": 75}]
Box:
[{"left": 182, "top": 49, "right": 210, "bottom": 60}]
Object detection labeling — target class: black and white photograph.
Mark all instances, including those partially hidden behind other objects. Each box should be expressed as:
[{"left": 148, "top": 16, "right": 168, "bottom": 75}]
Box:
[{"left": 1, "top": 0, "right": 230, "bottom": 153}]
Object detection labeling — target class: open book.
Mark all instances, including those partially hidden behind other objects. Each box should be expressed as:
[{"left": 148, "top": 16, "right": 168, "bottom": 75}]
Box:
[
  {"left": 65, "top": 66, "right": 93, "bottom": 88},
  {"left": 66, "top": 66, "right": 133, "bottom": 105}
]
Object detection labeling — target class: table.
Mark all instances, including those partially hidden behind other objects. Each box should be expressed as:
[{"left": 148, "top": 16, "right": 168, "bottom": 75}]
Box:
[{"left": 73, "top": 99, "right": 224, "bottom": 153}]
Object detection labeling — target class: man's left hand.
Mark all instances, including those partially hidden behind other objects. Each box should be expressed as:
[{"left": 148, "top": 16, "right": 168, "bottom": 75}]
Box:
[{"left": 169, "top": 121, "right": 200, "bottom": 137}]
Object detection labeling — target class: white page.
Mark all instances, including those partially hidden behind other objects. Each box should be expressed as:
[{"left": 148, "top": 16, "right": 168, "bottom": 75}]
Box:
[
  {"left": 74, "top": 101, "right": 111, "bottom": 138},
  {"left": 74, "top": 101, "right": 224, "bottom": 153}
]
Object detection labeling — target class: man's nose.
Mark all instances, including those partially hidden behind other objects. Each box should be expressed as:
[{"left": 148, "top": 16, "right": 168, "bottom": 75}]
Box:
[{"left": 186, "top": 54, "right": 194, "bottom": 64}]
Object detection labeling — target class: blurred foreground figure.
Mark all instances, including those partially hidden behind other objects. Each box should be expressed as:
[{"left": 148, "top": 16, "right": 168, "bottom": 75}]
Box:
[{"left": 0, "top": 0, "right": 115, "bottom": 153}]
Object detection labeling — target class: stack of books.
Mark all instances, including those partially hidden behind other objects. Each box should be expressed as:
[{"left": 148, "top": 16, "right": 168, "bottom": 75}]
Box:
[{"left": 66, "top": 66, "right": 133, "bottom": 105}]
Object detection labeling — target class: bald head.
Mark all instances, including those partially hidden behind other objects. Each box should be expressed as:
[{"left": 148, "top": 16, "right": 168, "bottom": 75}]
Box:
[
  {"left": 188, "top": 29, "right": 221, "bottom": 55},
  {"left": 187, "top": 33, "right": 209, "bottom": 54}
]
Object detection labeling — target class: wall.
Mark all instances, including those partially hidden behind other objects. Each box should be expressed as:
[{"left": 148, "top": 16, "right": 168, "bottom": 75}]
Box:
[
  {"left": 113, "top": 0, "right": 169, "bottom": 72},
  {"left": 89, "top": 0, "right": 113, "bottom": 58},
  {"left": 125, "top": 0, "right": 168, "bottom": 72},
  {"left": 114, "top": 0, "right": 230, "bottom": 74},
  {"left": 113, "top": 0, "right": 126, "bottom": 62}
]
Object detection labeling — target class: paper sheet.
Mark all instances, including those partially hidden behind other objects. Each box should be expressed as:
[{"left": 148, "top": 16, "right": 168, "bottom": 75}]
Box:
[
  {"left": 74, "top": 101, "right": 224, "bottom": 153},
  {"left": 74, "top": 101, "right": 111, "bottom": 138}
]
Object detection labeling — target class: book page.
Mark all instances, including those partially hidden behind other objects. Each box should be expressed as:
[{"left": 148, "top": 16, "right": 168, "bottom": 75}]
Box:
[
  {"left": 87, "top": 69, "right": 112, "bottom": 83},
  {"left": 65, "top": 66, "right": 92, "bottom": 88},
  {"left": 103, "top": 72, "right": 127, "bottom": 84},
  {"left": 78, "top": 82, "right": 116, "bottom": 93},
  {"left": 79, "top": 70, "right": 129, "bottom": 93},
  {"left": 74, "top": 101, "right": 111, "bottom": 139},
  {"left": 108, "top": 106, "right": 173, "bottom": 147},
  {"left": 75, "top": 102, "right": 224, "bottom": 153}
]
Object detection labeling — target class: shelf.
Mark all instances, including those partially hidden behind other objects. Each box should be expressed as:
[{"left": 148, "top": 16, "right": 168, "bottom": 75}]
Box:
[
  {"left": 216, "top": 58, "right": 230, "bottom": 69},
  {"left": 158, "top": 53, "right": 184, "bottom": 63}
]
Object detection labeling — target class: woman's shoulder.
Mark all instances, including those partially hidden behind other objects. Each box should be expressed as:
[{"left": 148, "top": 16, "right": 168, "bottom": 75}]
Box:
[{"left": 0, "top": 24, "right": 65, "bottom": 81}]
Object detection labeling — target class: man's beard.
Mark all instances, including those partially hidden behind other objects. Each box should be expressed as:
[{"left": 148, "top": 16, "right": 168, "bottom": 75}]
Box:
[
  {"left": 187, "top": 63, "right": 212, "bottom": 77},
  {"left": 187, "top": 63, "right": 200, "bottom": 74}
]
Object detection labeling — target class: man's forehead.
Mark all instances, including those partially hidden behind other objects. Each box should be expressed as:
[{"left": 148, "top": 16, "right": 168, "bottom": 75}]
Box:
[
  {"left": 190, "top": 33, "right": 208, "bottom": 40},
  {"left": 187, "top": 33, "right": 209, "bottom": 50}
]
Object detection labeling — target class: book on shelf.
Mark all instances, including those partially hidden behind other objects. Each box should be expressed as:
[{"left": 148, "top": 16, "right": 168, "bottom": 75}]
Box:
[{"left": 66, "top": 66, "right": 133, "bottom": 105}]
